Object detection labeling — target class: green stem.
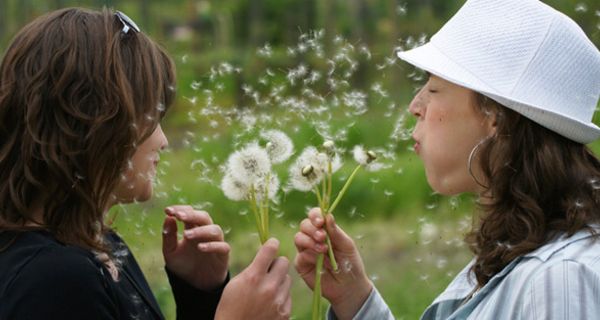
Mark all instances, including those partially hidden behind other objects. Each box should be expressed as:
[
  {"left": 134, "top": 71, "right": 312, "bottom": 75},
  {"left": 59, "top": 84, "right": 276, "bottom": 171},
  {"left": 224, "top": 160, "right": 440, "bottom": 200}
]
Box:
[
  {"left": 321, "top": 177, "right": 328, "bottom": 209},
  {"left": 327, "top": 161, "right": 333, "bottom": 204},
  {"left": 324, "top": 236, "right": 338, "bottom": 271},
  {"left": 324, "top": 160, "right": 338, "bottom": 271},
  {"left": 313, "top": 186, "right": 324, "bottom": 209},
  {"left": 328, "top": 165, "right": 362, "bottom": 215},
  {"left": 312, "top": 253, "right": 325, "bottom": 320},
  {"left": 249, "top": 187, "right": 266, "bottom": 244},
  {"left": 263, "top": 173, "right": 271, "bottom": 241}
]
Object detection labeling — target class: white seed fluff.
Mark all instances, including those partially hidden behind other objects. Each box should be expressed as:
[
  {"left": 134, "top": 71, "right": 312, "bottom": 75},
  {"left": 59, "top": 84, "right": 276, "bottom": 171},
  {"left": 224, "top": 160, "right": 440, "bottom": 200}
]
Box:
[
  {"left": 260, "top": 129, "right": 294, "bottom": 164},
  {"left": 352, "top": 145, "right": 369, "bottom": 165},
  {"left": 288, "top": 146, "right": 330, "bottom": 191},
  {"left": 254, "top": 174, "right": 280, "bottom": 202},
  {"left": 221, "top": 174, "right": 249, "bottom": 201},
  {"left": 226, "top": 142, "right": 272, "bottom": 185}
]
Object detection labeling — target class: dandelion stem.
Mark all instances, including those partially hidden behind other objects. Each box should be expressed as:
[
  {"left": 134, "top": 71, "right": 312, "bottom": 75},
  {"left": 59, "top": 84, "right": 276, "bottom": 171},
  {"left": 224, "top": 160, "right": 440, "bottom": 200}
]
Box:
[
  {"left": 263, "top": 173, "right": 271, "bottom": 241},
  {"left": 321, "top": 178, "right": 328, "bottom": 209},
  {"left": 327, "top": 161, "right": 333, "bottom": 205},
  {"left": 328, "top": 164, "right": 362, "bottom": 215},
  {"left": 249, "top": 187, "right": 266, "bottom": 244},
  {"left": 312, "top": 253, "right": 325, "bottom": 320},
  {"left": 313, "top": 186, "right": 324, "bottom": 209},
  {"left": 324, "top": 160, "right": 338, "bottom": 271}
]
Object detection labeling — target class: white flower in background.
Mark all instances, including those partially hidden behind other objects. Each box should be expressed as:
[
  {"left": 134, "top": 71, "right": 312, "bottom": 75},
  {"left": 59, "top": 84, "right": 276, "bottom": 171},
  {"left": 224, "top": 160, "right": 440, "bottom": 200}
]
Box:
[
  {"left": 254, "top": 174, "right": 280, "bottom": 202},
  {"left": 260, "top": 129, "right": 294, "bottom": 164},
  {"left": 225, "top": 142, "right": 271, "bottom": 185},
  {"left": 221, "top": 174, "right": 249, "bottom": 201}
]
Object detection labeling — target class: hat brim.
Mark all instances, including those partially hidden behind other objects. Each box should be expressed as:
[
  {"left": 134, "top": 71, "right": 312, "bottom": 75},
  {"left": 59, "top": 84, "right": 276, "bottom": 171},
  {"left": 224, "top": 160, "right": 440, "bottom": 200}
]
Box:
[{"left": 397, "top": 43, "right": 600, "bottom": 144}]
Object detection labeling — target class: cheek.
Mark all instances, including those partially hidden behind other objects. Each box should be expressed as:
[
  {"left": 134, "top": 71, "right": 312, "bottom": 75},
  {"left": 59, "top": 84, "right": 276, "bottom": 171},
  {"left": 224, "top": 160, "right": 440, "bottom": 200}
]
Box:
[{"left": 420, "top": 113, "right": 478, "bottom": 192}]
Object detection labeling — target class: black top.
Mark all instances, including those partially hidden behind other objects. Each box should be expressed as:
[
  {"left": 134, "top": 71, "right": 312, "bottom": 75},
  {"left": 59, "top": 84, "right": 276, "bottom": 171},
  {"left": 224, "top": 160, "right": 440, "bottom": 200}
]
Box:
[{"left": 0, "top": 230, "right": 226, "bottom": 320}]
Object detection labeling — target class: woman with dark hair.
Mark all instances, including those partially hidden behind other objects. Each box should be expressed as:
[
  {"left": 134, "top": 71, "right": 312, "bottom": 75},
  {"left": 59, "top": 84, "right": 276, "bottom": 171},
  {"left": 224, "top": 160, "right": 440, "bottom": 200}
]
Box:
[
  {"left": 0, "top": 8, "right": 291, "bottom": 320},
  {"left": 294, "top": 0, "right": 600, "bottom": 319}
]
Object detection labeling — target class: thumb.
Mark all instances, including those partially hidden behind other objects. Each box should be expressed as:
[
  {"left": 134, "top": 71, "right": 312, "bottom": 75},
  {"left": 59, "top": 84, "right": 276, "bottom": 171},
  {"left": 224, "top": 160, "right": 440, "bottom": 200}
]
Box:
[
  {"left": 325, "top": 214, "right": 355, "bottom": 252},
  {"left": 162, "top": 216, "right": 178, "bottom": 255},
  {"left": 249, "top": 238, "right": 279, "bottom": 274}
]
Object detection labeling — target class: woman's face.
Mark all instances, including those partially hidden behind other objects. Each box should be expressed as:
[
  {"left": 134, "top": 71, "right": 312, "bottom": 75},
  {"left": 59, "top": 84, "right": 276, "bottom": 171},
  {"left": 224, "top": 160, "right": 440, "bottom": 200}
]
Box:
[
  {"left": 113, "top": 124, "right": 168, "bottom": 203},
  {"left": 409, "top": 75, "right": 495, "bottom": 195}
]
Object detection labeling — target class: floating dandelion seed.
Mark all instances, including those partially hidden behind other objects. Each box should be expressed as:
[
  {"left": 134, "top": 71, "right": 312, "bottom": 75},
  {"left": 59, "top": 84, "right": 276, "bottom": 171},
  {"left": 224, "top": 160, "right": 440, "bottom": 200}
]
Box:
[
  {"left": 575, "top": 3, "right": 588, "bottom": 12},
  {"left": 257, "top": 43, "right": 273, "bottom": 57},
  {"left": 397, "top": 3, "right": 408, "bottom": 15},
  {"left": 190, "top": 81, "right": 201, "bottom": 90}
]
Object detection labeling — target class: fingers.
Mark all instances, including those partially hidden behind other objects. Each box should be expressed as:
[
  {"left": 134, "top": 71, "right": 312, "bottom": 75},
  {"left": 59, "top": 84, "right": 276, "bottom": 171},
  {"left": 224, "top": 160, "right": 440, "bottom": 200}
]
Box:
[
  {"left": 165, "top": 205, "right": 213, "bottom": 229},
  {"left": 294, "top": 250, "right": 317, "bottom": 276},
  {"left": 183, "top": 224, "right": 224, "bottom": 242},
  {"left": 250, "top": 238, "right": 280, "bottom": 273},
  {"left": 308, "top": 208, "right": 325, "bottom": 228},
  {"left": 294, "top": 231, "right": 327, "bottom": 254},
  {"left": 198, "top": 241, "right": 231, "bottom": 254},
  {"left": 162, "top": 216, "right": 178, "bottom": 254},
  {"left": 268, "top": 256, "right": 290, "bottom": 279},
  {"left": 278, "top": 275, "right": 293, "bottom": 317},
  {"left": 300, "top": 219, "right": 327, "bottom": 243},
  {"left": 324, "top": 214, "right": 356, "bottom": 253}
]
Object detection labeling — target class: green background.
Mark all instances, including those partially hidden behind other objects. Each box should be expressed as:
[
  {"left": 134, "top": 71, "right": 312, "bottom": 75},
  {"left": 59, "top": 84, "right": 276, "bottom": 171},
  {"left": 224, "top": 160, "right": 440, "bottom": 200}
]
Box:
[{"left": 1, "top": 1, "right": 599, "bottom": 318}]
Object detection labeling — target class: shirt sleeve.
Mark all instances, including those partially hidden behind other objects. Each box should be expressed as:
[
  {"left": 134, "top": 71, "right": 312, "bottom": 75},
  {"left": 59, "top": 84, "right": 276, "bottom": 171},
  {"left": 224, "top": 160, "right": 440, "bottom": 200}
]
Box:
[
  {"left": 166, "top": 267, "right": 230, "bottom": 320},
  {"left": 326, "top": 287, "right": 395, "bottom": 320},
  {"left": 2, "top": 247, "right": 119, "bottom": 320},
  {"left": 521, "top": 260, "right": 600, "bottom": 320}
]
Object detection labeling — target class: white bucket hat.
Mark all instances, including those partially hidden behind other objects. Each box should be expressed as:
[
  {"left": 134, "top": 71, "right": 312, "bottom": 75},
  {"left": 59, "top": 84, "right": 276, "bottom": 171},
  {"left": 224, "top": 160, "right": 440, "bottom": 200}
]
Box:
[{"left": 396, "top": 0, "right": 600, "bottom": 144}]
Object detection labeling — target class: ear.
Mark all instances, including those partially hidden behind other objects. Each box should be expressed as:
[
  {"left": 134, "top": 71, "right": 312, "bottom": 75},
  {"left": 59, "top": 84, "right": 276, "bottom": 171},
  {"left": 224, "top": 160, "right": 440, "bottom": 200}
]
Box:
[{"left": 484, "top": 111, "right": 498, "bottom": 136}]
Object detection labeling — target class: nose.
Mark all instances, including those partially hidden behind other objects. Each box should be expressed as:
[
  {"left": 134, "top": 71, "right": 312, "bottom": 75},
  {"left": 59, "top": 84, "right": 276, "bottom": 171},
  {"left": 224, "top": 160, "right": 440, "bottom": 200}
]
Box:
[
  {"left": 156, "top": 125, "right": 169, "bottom": 150},
  {"left": 408, "top": 89, "right": 424, "bottom": 118}
]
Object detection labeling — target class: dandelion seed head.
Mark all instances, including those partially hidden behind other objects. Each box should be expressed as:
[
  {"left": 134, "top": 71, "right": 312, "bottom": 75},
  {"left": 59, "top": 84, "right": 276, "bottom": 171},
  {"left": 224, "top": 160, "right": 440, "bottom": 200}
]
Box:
[
  {"left": 260, "top": 130, "right": 294, "bottom": 164},
  {"left": 220, "top": 174, "right": 249, "bottom": 201},
  {"left": 323, "top": 140, "right": 335, "bottom": 150},
  {"left": 302, "top": 165, "right": 314, "bottom": 177},
  {"left": 226, "top": 143, "right": 272, "bottom": 185},
  {"left": 254, "top": 174, "right": 280, "bottom": 202},
  {"left": 288, "top": 146, "right": 330, "bottom": 191},
  {"left": 352, "top": 145, "right": 369, "bottom": 165}
]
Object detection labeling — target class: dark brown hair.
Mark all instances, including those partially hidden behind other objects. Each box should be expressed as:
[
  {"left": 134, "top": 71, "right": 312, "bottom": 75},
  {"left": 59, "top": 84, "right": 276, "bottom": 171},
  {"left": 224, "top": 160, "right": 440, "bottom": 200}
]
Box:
[
  {"left": 466, "top": 94, "right": 600, "bottom": 287},
  {"left": 0, "top": 8, "right": 175, "bottom": 253}
]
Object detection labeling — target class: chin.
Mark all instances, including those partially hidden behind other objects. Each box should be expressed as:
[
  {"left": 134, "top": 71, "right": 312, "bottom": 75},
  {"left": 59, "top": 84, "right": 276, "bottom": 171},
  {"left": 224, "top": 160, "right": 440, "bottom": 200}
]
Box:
[
  {"left": 135, "top": 186, "right": 153, "bottom": 202},
  {"left": 427, "top": 176, "right": 462, "bottom": 196}
]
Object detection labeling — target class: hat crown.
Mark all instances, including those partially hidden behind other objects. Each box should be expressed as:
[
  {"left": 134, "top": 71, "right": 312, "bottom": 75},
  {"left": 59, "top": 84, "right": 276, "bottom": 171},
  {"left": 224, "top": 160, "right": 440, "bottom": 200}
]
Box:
[
  {"left": 400, "top": 0, "right": 600, "bottom": 143},
  {"left": 431, "top": 0, "right": 554, "bottom": 94}
]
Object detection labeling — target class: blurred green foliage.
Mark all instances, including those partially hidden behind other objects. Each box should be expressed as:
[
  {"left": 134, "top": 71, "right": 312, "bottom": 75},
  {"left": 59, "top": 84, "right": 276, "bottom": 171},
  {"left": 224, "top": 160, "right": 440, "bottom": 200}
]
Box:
[{"left": 1, "top": 0, "right": 600, "bottom": 319}]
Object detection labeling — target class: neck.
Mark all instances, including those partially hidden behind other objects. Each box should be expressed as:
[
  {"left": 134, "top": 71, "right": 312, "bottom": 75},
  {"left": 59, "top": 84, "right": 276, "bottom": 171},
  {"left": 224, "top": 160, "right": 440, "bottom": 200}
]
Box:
[{"left": 23, "top": 207, "right": 45, "bottom": 227}]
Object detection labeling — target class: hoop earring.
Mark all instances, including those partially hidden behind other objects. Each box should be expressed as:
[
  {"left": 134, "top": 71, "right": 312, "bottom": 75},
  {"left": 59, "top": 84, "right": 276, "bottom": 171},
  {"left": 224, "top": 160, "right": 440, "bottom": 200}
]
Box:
[{"left": 467, "top": 137, "right": 490, "bottom": 189}]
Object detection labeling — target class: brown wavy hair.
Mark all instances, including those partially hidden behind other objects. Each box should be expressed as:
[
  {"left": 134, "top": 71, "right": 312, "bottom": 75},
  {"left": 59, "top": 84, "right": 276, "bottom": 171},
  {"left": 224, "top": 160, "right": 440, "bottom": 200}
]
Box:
[
  {"left": 466, "top": 94, "right": 600, "bottom": 287},
  {"left": 0, "top": 8, "right": 175, "bottom": 253}
]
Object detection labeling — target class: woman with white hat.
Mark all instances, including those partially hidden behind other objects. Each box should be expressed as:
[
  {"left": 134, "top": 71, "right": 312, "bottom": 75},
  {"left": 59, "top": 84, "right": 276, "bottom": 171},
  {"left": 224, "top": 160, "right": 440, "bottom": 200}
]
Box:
[{"left": 294, "top": 0, "right": 600, "bottom": 319}]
